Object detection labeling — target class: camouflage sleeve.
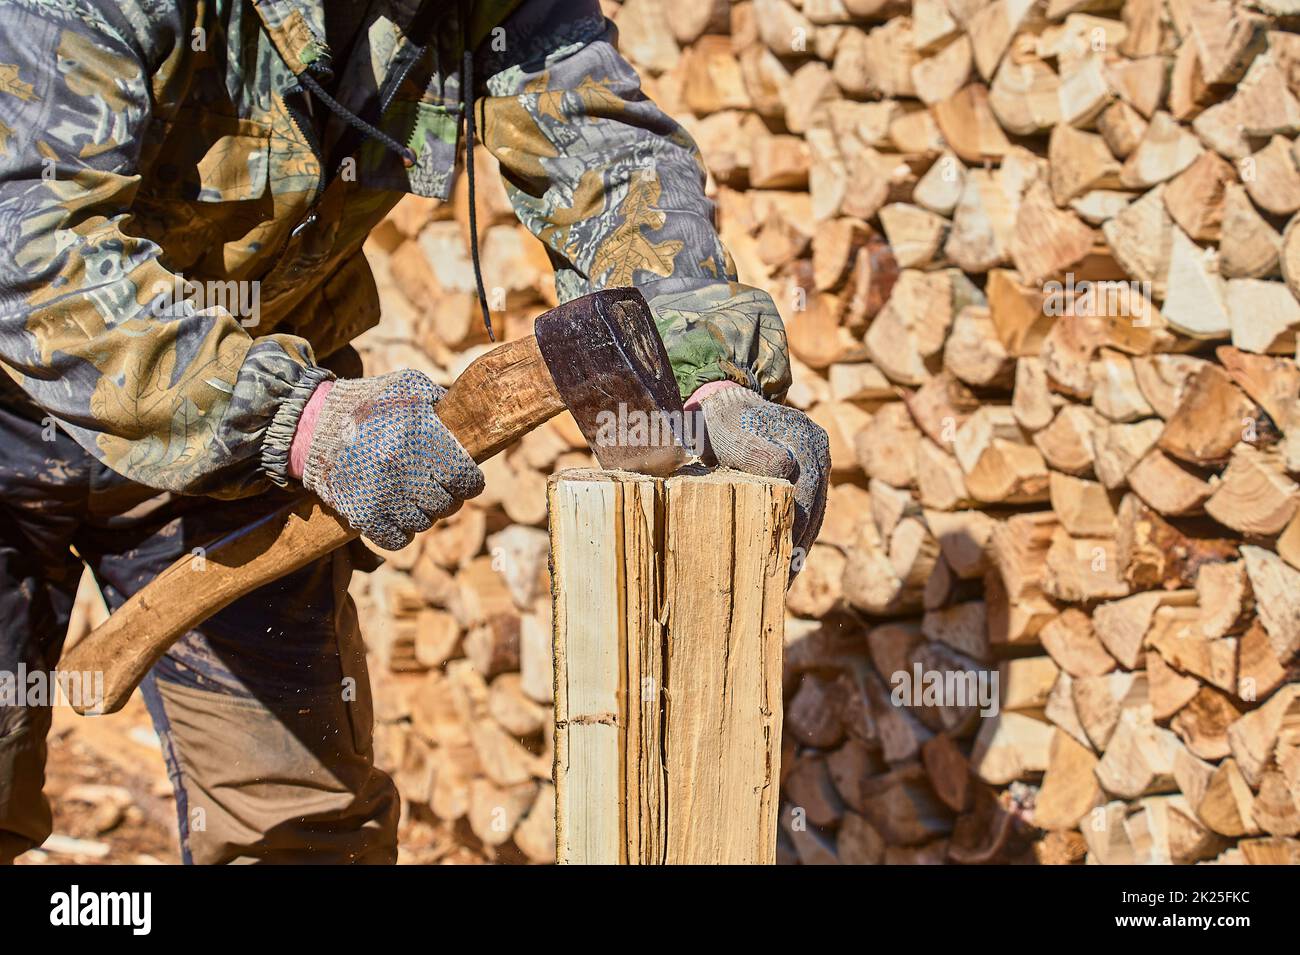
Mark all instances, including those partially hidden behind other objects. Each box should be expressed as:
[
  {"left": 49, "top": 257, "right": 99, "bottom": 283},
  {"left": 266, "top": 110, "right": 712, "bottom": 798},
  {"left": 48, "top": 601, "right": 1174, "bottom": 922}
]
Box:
[
  {"left": 474, "top": 0, "right": 792, "bottom": 401},
  {"left": 0, "top": 0, "right": 329, "bottom": 498}
]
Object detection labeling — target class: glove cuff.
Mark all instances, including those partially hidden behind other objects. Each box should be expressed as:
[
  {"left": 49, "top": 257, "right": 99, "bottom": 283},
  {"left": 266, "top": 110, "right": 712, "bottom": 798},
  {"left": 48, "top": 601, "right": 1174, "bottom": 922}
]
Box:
[
  {"left": 684, "top": 379, "right": 742, "bottom": 413},
  {"left": 699, "top": 385, "right": 797, "bottom": 480},
  {"left": 302, "top": 375, "right": 388, "bottom": 503},
  {"left": 700, "top": 381, "right": 764, "bottom": 416},
  {"left": 262, "top": 364, "right": 336, "bottom": 487},
  {"left": 289, "top": 380, "right": 335, "bottom": 480}
]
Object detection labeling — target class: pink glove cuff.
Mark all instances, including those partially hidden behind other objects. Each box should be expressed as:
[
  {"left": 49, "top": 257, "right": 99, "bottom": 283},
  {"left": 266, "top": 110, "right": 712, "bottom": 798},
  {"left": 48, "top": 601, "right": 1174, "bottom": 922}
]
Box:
[
  {"left": 289, "top": 380, "right": 335, "bottom": 480},
  {"left": 684, "top": 379, "right": 742, "bottom": 413}
]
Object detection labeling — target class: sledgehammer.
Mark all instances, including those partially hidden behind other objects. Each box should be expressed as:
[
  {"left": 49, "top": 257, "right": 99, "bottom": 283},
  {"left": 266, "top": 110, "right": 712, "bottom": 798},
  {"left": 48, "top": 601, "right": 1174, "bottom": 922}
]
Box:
[{"left": 62, "top": 288, "right": 690, "bottom": 714}]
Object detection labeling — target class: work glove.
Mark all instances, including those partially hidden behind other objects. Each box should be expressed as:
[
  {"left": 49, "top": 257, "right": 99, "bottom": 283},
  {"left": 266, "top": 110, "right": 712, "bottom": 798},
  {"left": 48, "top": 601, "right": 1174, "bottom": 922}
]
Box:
[
  {"left": 690, "top": 382, "right": 830, "bottom": 579},
  {"left": 293, "top": 369, "right": 484, "bottom": 550}
]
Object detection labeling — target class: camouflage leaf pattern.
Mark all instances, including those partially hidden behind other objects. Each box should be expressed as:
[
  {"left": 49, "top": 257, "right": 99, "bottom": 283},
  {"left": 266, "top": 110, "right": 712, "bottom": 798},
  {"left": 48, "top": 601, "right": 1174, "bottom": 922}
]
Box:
[
  {"left": 478, "top": 0, "right": 792, "bottom": 400},
  {"left": 0, "top": 0, "right": 790, "bottom": 503}
]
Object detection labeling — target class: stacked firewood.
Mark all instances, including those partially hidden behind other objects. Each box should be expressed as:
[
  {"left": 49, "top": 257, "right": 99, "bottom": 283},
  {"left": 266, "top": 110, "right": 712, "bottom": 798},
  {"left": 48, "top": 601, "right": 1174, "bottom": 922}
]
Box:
[
  {"left": 354, "top": 0, "right": 1300, "bottom": 864},
  {"left": 351, "top": 174, "right": 585, "bottom": 863}
]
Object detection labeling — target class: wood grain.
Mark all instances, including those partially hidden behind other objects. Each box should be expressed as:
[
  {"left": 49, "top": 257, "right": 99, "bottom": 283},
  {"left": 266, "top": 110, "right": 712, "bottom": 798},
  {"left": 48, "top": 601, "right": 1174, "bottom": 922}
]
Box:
[{"left": 551, "top": 468, "right": 793, "bottom": 864}]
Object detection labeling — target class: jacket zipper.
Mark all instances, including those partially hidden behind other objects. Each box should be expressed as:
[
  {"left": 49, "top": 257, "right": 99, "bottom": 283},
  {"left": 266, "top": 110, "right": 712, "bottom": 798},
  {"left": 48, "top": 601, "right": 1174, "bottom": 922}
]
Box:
[
  {"left": 284, "top": 82, "right": 326, "bottom": 206},
  {"left": 281, "top": 2, "right": 435, "bottom": 247}
]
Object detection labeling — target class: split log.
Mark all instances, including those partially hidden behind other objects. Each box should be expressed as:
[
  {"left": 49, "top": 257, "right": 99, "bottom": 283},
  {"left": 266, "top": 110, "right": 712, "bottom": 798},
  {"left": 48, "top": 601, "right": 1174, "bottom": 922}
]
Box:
[
  {"left": 1157, "top": 364, "right": 1257, "bottom": 465},
  {"left": 944, "top": 170, "right": 1018, "bottom": 273},
  {"left": 1120, "top": 111, "right": 1205, "bottom": 188},
  {"left": 1042, "top": 528, "right": 1130, "bottom": 602},
  {"left": 1049, "top": 125, "right": 1122, "bottom": 205},
  {"left": 953, "top": 406, "right": 1050, "bottom": 503},
  {"left": 1243, "top": 136, "right": 1300, "bottom": 216},
  {"left": 987, "top": 269, "right": 1053, "bottom": 358},
  {"left": 924, "top": 508, "right": 995, "bottom": 578},
  {"left": 1034, "top": 729, "right": 1103, "bottom": 830},
  {"left": 1148, "top": 650, "right": 1202, "bottom": 722},
  {"left": 1128, "top": 795, "right": 1225, "bottom": 864},
  {"left": 1171, "top": 686, "right": 1244, "bottom": 761},
  {"left": 1146, "top": 607, "right": 1238, "bottom": 692},
  {"left": 1195, "top": 560, "right": 1253, "bottom": 640},
  {"left": 1238, "top": 619, "right": 1289, "bottom": 703},
  {"left": 1045, "top": 671, "right": 1092, "bottom": 751},
  {"left": 1009, "top": 181, "right": 1097, "bottom": 287},
  {"left": 857, "top": 764, "right": 953, "bottom": 846},
  {"left": 879, "top": 203, "right": 949, "bottom": 268},
  {"left": 1094, "top": 710, "right": 1181, "bottom": 799},
  {"left": 1102, "top": 185, "right": 1176, "bottom": 297},
  {"left": 1205, "top": 447, "right": 1299, "bottom": 536},
  {"left": 921, "top": 734, "right": 972, "bottom": 814},
  {"left": 969, "top": 0, "right": 1041, "bottom": 80},
  {"left": 1001, "top": 656, "right": 1061, "bottom": 712},
  {"left": 1098, "top": 100, "right": 1149, "bottom": 159},
  {"left": 1040, "top": 608, "right": 1116, "bottom": 678},
  {"left": 1132, "top": 354, "right": 1211, "bottom": 420},
  {"left": 970, "top": 712, "right": 1055, "bottom": 785},
  {"left": 1221, "top": 184, "right": 1283, "bottom": 279},
  {"left": 932, "top": 83, "right": 1013, "bottom": 163},
  {"left": 1038, "top": 405, "right": 1107, "bottom": 476},
  {"left": 1163, "top": 227, "right": 1232, "bottom": 340},
  {"left": 1252, "top": 770, "right": 1300, "bottom": 836},
  {"left": 988, "top": 512, "right": 1061, "bottom": 645},
  {"left": 1091, "top": 350, "right": 1155, "bottom": 423},
  {"left": 914, "top": 150, "right": 967, "bottom": 216},
  {"left": 1050, "top": 471, "right": 1118, "bottom": 537},
  {"left": 990, "top": 54, "right": 1062, "bottom": 134},
  {"left": 1226, "top": 279, "right": 1300, "bottom": 355},
  {"left": 1108, "top": 55, "right": 1167, "bottom": 118},
  {"left": 1241, "top": 546, "right": 1300, "bottom": 662},
  {"left": 856, "top": 402, "right": 922, "bottom": 487},
  {"left": 1163, "top": 150, "right": 1238, "bottom": 242},
  {"left": 1116, "top": 493, "right": 1238, "bottom": 590},
  {"left": 912, "top": 34, "right": 975, "bottom": 105},
  {"left": 1093, "top": 590, "right": 1195, "bottom": 670},
  {"left": 551, "top": 469, "right": 792, "bottom": 864},
  {"left": 944, "top": 306, "right": 1015, "bottom": 387},
  {"left": 1196, "top": 758, "right": 1261, "bottom": 837},
  {"left": 1074, "top": 670, "right": 1148, "bottom": 751},
  {"left": 1013, "top": 357, "right": 1057, "bottom": 431},
  {"left": 866, "top": 269, "right": 980, "bottom": 385},
  {"left": 1127, "top": 449, "right": 1214, "bottom": 515}
]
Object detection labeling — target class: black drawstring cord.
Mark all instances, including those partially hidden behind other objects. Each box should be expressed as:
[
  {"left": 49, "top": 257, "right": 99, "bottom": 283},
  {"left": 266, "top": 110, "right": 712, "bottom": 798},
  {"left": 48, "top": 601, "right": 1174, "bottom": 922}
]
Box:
[
  {"left": 298, "top": 3, "right": 494, "bottom": 342},
  {"left": 461, "top": 2, "right": 494, "bottom": 341},
  {"left": 298, "top": 70, "right": 417, "bottom": 168}
]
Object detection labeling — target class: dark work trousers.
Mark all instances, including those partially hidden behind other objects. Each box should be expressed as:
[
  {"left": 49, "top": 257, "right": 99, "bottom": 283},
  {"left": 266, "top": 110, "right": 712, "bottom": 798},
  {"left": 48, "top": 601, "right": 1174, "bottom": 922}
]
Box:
[{"left": 0, "top": 382, "right": 397, "bottom": 863}]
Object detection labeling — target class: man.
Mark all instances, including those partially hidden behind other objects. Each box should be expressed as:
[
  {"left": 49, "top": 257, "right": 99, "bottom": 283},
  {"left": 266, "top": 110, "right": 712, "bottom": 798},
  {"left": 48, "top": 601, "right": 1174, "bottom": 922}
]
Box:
[{"left": 0, "top": 0, "right": 829, "bottom": 863}]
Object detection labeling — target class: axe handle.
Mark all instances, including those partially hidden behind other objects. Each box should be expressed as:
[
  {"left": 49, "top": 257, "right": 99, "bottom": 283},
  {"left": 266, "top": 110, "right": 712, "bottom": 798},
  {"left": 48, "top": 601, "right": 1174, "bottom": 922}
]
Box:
[{"left": 62, "top": 335, "right": 565, "bottom": 715}]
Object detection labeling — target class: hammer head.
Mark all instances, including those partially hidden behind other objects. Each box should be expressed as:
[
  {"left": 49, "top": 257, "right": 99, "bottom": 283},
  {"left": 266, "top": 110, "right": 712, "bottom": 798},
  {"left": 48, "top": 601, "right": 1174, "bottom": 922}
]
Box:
[{"left": 535, "top": 288, "right": 691, "bottom": 477}]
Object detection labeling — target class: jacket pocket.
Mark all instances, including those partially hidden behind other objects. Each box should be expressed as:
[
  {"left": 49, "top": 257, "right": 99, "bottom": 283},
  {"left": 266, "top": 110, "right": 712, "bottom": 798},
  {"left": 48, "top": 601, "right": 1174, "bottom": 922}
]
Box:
[{"left": 143, "top": 112, "right": 272, "bottom": 203}]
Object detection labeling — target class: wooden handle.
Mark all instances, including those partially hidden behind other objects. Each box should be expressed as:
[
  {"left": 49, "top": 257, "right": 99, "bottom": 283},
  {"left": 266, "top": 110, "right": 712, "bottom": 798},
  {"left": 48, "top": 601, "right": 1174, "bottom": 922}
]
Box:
[{"left": 63, "top": 336, "right": 564, "bottom": 714}]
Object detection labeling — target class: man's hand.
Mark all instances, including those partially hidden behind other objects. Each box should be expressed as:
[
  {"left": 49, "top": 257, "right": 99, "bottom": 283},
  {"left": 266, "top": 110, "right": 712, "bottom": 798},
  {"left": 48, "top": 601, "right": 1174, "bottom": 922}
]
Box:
[
  {"left": 690, "top": 382, "right": 830, "bottom": 576},
  {"left": 295, "top": 370, "right": 484, "bottom": 550}
]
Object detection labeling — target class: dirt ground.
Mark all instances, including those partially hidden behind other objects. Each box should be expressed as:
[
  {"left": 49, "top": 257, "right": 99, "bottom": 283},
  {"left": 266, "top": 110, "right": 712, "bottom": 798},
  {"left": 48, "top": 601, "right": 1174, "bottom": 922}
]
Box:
[{"left": 14, "top": 698, "right": 178, "bottom": 865}]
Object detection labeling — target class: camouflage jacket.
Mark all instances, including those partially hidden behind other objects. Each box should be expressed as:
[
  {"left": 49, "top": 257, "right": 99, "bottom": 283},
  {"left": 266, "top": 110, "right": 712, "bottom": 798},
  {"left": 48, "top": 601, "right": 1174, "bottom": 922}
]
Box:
[{"left": 0, "top": 0, "right": 790, "bottom": 498}]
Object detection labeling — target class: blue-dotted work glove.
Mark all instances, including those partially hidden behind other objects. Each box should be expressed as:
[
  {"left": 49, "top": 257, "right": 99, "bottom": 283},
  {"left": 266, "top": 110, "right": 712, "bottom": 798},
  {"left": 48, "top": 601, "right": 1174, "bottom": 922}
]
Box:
[
  {"left": 302, "top": 370, "right": 484, "bottom": 550},
  {"left": 696, "top": 384, "right": 831, "bottom": 578}
]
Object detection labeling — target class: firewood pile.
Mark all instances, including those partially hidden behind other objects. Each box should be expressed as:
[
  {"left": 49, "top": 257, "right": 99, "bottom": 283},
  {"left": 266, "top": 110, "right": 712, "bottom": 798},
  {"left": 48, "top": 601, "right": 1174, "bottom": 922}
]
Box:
[{"left": 352, "top": 0, "right": 1300, "bottom": 864}]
